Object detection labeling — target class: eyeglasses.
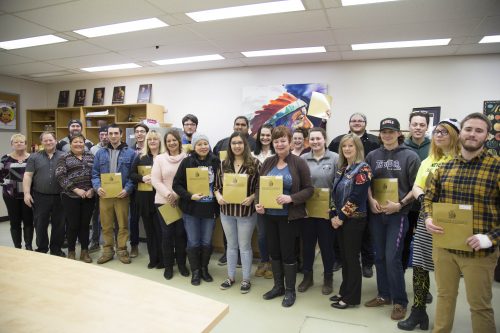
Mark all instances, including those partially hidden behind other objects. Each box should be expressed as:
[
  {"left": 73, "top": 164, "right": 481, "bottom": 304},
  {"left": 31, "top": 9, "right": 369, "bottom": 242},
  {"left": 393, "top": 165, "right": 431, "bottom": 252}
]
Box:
[
  {"left": 411, "top": 110, "right": 428, "bottom": 115},
  {"left": 432, "top": 129, "right": 449, "bottom": 136},
  {"left": 350, "top": 120, "right": 366, "bottom": 123},
  {"left": 183, "top": 122, "right": 196, "bottom": 127},
  {"left": 134, "top": 130, "right": 146, "bottom": 134}
]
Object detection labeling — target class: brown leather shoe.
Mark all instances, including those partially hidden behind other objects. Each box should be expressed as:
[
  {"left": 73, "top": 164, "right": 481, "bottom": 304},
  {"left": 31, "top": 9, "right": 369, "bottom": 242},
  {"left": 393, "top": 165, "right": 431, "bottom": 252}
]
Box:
[
  {"left": 365, "top": 296, "right": 391, "bottom": 307},
  {"left": 80, "top": 250, "right": 92, "bottom": 263},
  {"left": 255, "top": 262, "right": 267, "bottom": 277},
  {"left": 130, "top": 245, "right": 139, "bottom": 258},
  {"left": 97, "top": 252, "right": 114, "bottom": 264},
  {"left": 391, "top": 304, "right": 407, "bottom": 320},
  {"left": 263, "top": 262, "right": 273, "bottom": 279},
  {"left": 118, "top": 250, "right": 131, "bottom": 264},
  {"left": 67, "top": 251, "right": 76, "bottom": 260}
]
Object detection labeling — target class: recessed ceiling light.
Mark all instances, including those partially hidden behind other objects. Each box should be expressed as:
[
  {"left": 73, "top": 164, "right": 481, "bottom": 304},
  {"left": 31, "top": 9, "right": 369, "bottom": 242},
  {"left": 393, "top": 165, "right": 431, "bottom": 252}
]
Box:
[
  {"left": 242, "top": 46, "right": 326, "bottom": 57},
  {"left": 74, "top": 18, "right": 167, "bottom": 38},
  {"left": 186, "top": 0, "right": 304, "bottom": 22},
  {"left": 81, "top": 63, "right": 142, "bottom": 72},
  {"left": 342, "top": 0, "right": 401, "bottom": 6},
  {"left": 479, "top": 35, "right": 500, "bottom": 44},
  {"left": 352, "top": 38, "right": 451, "bottom": 50},
  {"left": 153, "top": 54, "right": 224, "bottom": 65},
  {"left": 0, "top": 35, "right": 67, "bottom": 50}
]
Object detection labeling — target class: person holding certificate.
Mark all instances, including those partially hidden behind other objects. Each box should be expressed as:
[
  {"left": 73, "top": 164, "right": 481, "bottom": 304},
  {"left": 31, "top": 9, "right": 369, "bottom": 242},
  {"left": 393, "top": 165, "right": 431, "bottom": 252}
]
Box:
[
  {"left": 423, "top": 113, "right": 500, "bottom": 333},
  {"left": 151, "top": 129, "right": 189, "bottom": 280},
  {"left": 55, "top": 134, "right": 95, "bottom": 262},
  {"left": 214, "top": 132, "right": 260, "bottom": 294},
  {"left": 329, "top": 133, "right": 372, "bottom": 309},
  {"left": 130, "top": 130, "right": 164, "bottom": 269},
  {"left": 173, "top": 133, "right": 220, "bottom": 286},
  {"left": 397, "top": 119, "right": 461, "bottom": 330},
  {"left": 255, "top": 125, "right": 314, "bottom": 307},
  {"left": 0, "top": 133, "right": 33, "bottom": 250},
  {"left": 299, "top": 127, "right": 338, "bottom": 295},
  {"left": 365, "top": 118, "right": 420, "bottom": 321}
]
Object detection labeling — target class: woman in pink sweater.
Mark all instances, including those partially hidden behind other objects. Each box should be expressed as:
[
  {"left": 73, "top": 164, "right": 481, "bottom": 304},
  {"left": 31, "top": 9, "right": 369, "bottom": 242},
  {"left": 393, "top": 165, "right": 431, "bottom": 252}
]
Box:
[{"left": 151, "top": 129, "right": 188, "bottom": 280}]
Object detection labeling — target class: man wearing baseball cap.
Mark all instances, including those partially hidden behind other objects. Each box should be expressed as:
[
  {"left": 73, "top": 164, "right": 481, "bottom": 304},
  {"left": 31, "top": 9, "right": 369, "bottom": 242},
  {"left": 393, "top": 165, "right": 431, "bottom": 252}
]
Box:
[{"left": 56, "top": 119, "right": 94, "bottom": 152}]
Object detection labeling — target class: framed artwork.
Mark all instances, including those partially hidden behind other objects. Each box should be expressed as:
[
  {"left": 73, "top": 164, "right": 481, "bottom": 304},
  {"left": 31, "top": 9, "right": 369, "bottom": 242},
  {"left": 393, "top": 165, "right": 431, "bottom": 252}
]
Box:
[
  {"left": 92, "top": 87, "right": 105, "bottom": 106},
  {"left": 412, "top": 106, "right": 441, "bottom": 135},
  {"left": 137, "top": 84, "right": 152, "bottom": 103},
  {"left": 112, "top": 86, "right": 126, "bottom": 104},
  {"left": 0, "top": 91, "right": 20, "bottom": 131},
  {"left": 74, "top": 89, "right": 86, "bottom": 107},
  {"left": 483, "top": 100, "right": 500, "bottom": 156},
  {"left": 57, "top": 90, "right": 69, "bottom": 107}
]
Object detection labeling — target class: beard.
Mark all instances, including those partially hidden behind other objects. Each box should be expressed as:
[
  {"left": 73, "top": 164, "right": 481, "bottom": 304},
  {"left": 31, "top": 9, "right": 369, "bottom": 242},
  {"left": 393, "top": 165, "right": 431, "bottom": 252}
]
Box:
[{"left": 460, "top": 137, "right": 485, "bottom": 152}]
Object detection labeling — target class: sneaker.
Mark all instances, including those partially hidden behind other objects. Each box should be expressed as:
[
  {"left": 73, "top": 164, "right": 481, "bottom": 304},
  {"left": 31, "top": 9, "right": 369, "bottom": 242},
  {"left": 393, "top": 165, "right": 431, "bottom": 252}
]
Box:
[
  {"left": 88, "top": 241, "right": 100, "bottom": 253},
  {"left": 240, "top": 280, "right": 251, "bottom": 294},
  {"left": 362, "top": 266, "right": 373, "bottom": 278},
  {"left": 130, "top": 245, "right": 139, "bottom": 258},
  {"left": 218, "top": 253, "right": 227, "bottom": 266},
  {"left": 391, "top": 304, "right": 407, "bottom": 320},
  {"left": 220, "top": 278, "right": 234, "bottom": 290},
  {"left": 365, "top": 296, "right": 391, "bottom": 307}
]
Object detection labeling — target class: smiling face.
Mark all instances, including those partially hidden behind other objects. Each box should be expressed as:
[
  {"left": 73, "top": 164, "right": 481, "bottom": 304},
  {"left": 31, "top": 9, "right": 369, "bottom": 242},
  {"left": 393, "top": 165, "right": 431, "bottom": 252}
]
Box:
[
  {"left": 259, "top": 127, "right": 272, "bottom": 147},
  {"left": 194, "top": 139, "right": 210, "bottom": 158},
  {"left": 147, "top": 135, "right": 160, "bottom": 152},
  {"left": 349, "top": 114, "right": 366, "bottom": 135},
  {"left": 380, "top": 129, "right": 400, "bottom": 147},
  {"left": 273, "top": 135, "right": 291, "bottom": 157},
  {"left": 134, "top": 126, "right": 147, "bottom": 143},
  {"left": 166, "top": 133, "right": 180, "bottom": 155},
  {"left": 292, "top": 132, "right": 304, "bottom": 150},
  {"left": 70, "top": 137, "right": 85, "bottom": 155},
  {"left": 41, "top": 133, "right": 56, "bottom": 152},
  {"left": 309, "top": 130, "right": 325, "bottom": 153},
  {"left": 183, "top": 120, "right": 197, "bottom": 137},
  {"left": 432, "top": 125, "right": 451, "bottom": 149},
  {"left": 233, "top": 118, "right": 249, "bottom": 134},
  {"left": 230, "top": 135, "right": 245, "bottom": 157},
  {"left": 409, "top": 115, "right": 428, "bottom": 141},
  {"left": 11, "top": 137, "right": 26, "bottom": 152},
  {"left": 341, "top": 138, "right": 357, "bottom": 162},
  {"left": 69, "top": 123, "right": 82, "bottom": 136},
  {"left": 460, "top": 118, "right": 488, "bottom": 153}
]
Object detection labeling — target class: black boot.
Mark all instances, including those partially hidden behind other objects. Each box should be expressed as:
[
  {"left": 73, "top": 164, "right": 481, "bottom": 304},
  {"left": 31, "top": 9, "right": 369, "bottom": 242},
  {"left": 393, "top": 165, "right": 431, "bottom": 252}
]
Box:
[
  {"left": 10, "top": 227, "right": 22, "bottom": 249},
  {"left": 187, "top": 247, "right": 201, "bottom": 286},
  {"left": 263, "top": 260, "right": 285, "bottom": 300},
  {"left": 282, "top": 262, "right": 297, "bottom": 307},
  {"left": 495, "top": 256, "right": 500, "bottom": 283},
  {"left": 397, "top": 306, "right": 429, "bottom": 331},
  {"left": 24, "top": 226, "right": 34, "bottom": 250},
  {"left": 322, "top": 272, "right": 333, "bottom": 295},
  {"left": 297, "top": 271, "right": 313, "bottom": 292},
  {"left": 200, "top": 246, "right": 213, "bottom": 282}
]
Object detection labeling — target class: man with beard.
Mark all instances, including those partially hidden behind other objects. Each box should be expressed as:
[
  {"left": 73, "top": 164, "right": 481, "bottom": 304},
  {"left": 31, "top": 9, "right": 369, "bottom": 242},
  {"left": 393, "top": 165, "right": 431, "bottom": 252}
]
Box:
[
  {"left": 56, "top": 119, "right": 93, "bottom": 152},
  {"left": 424, "top": 112, "right": 499, "bottom": 333}
]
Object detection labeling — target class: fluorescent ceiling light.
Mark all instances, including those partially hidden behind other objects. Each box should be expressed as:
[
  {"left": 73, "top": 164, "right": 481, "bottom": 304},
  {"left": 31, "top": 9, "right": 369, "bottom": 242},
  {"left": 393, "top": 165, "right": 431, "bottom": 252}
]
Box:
[
  {"left": 352, "top": 38, "right": 451, "bottom": 50},
  {"left": 342, "top": 0, "right": 401, "bottom": 6},
  {"left": 29, "top": 71, "right": 72, "bottom": 78},
  {"left": 74, "top": 18, "right": 167, "bottom": 38},
  {"left": 479, "top": 35, "right": 500, "bottom": 44},
  {"left": 186, "top": 0, "right": 304, "bottom": 22},
  {"left": 81, "top": 63, "right": 141, "bottom": 72},
  {"left": 0, "top": 35, "right": 67, "bottom": 50},
  {"left": 153, "top": 54, "right": 224, "bottom": 65},
  {"left": 242, "top": 46, "right": 326, "bottom": 57}
]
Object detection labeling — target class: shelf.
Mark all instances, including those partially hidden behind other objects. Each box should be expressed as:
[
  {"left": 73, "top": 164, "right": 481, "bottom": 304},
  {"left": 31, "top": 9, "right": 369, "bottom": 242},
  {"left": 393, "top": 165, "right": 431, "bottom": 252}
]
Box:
[
  {"left": 31, "top": 120, "right": 55, "bottom": 123},
  {"left": 85, "top": 115, "right": 115, "bottom": 118}
]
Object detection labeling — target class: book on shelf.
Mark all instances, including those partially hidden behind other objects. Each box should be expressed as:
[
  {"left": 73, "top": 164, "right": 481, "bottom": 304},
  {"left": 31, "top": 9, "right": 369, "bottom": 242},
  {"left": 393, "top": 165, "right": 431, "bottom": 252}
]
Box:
[{"left": 86, "top": 110, "right": 109, "bottom": 117}]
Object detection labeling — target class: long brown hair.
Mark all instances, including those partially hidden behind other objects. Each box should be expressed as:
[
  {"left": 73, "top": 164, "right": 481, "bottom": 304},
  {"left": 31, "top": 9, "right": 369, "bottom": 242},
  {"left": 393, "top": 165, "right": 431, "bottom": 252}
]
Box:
[{"left": 223, "top": 132, "right": 257, "bottom": 175}]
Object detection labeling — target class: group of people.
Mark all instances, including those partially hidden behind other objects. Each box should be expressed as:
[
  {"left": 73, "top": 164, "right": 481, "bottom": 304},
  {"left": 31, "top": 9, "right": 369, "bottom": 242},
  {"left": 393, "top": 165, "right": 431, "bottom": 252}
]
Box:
[{"left": 1, "top": 110, "right": 498, "bottom": 333}]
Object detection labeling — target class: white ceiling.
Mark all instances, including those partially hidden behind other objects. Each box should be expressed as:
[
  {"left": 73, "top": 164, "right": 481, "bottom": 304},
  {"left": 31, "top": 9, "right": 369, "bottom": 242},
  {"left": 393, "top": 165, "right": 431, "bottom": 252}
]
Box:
[{"left": 0, "top": 0, "right": 499, "bottom": 83}]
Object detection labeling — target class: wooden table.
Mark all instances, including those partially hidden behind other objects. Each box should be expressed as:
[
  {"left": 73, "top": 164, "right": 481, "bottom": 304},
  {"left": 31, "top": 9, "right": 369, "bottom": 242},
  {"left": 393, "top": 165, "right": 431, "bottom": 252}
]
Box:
[{"left": 0, "top": 246, "right": 228, "bottom": 333}]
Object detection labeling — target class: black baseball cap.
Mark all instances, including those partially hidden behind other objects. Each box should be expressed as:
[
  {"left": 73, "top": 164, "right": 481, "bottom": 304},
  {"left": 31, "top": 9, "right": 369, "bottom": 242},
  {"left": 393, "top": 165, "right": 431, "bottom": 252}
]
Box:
[{"left": 379, "top": 118, "right": 400, "bottom": 131}]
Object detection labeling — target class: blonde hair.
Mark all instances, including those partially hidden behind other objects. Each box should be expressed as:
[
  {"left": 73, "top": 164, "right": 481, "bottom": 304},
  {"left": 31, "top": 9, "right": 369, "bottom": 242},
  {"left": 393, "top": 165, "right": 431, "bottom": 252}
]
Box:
[
  {"left": 430, "top": 123, "right": 460, "bottom": 159},
  {"left": 140, "top": 130, "right": 164, "bottom": 157},
  {"left": 10, "top": 133, "right": 26, "bottom": 144},
  {"left": 337, "top": 133, "right": 365, "bottom": 168}
]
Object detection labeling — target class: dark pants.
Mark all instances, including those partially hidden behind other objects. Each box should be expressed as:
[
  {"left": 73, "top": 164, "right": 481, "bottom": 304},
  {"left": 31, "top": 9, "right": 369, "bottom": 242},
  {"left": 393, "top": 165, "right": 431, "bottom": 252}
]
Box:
[
  {"left": 3, "top": 195, "right": 34, "bottom": 248},
  {"left": 129, "top": 191, "right": 140, "bottom": 246},
  {"left": 264, "top": 214, "right": 301, "bottom": 264},
  {"left": 403, "top": 210, "right": 419, "bottom": 270},
  {"left": 300, "top": 217, "right": 334, "bottom": 274},
  {"left": 141, "top": 206, "right": 163, "bottom": 265},
  {"left": 33, "top": 192, "right": 64, "bottom": 253},
  {"left": 338, "top": 217, "right": 367, "bottom": 305},
  {"left": 90, "top": 199, "right": 100, "bottom": 243},
  {"left": 334, "top": 216, "right": 374, "bottom": 268},
  {"left": 157, "top": 205, "right": 187, "bottom": 267},
  {"left": 62, "top": 194, "right": 95, "bottom": 251}
]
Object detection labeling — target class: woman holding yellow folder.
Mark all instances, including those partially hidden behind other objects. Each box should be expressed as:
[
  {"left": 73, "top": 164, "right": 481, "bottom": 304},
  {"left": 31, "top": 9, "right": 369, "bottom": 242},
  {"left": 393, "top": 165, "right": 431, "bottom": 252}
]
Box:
[
  {"left": 255, "top": 125, "right": 314, "bottom": 307},
  {"left": 130, "top": 130, "right": 164, "bottom": 270},
  {"left": 214, "top": 132, "right": 260, "bottom": 293}
]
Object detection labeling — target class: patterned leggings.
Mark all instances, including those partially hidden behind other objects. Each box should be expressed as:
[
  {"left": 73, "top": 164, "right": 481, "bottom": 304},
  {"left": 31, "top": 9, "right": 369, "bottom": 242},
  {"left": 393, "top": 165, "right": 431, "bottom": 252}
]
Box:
[{"left": 413, "top": 265, "right": 430, "bottom": 308}]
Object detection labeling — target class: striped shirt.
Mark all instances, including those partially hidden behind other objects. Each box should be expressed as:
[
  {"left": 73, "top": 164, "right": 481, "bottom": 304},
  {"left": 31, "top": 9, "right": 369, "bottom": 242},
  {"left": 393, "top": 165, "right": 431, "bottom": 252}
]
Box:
[
  {"left": 214, "top": 157, "right": 260, "bottom": 217},
  {"left": 423, "top": 149, "right": 500, "bottom": 257},
  {"left": 55, "top": 151, "right": 94, "bottom": 198}
]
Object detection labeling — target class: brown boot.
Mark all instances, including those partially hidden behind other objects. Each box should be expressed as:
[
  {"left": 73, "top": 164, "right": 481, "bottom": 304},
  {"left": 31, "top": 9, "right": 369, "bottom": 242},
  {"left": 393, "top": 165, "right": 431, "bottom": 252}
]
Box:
[
  {"left": 97, "top": 251, "right": 114, "bottom": 264},
  {"left": 67, "top": 251, "right": 76, "bottom": 260},
  {"left": 80, "top": 250, "right": 92, "bottom": 263},
  {"left": 322, "top": 273, "right": 333, "bottom": 295},
  {"left": 263, "top": 262, "right": 273, "bottom": 279},
  {"left": 118, "top": 249, "right": 131, "bottom": 264},
  {"left": 255, "top": 262, "right": 267, "bottom": 277},
  {"left": 130, "top": 245, "right": 139, "bottom": 258}
]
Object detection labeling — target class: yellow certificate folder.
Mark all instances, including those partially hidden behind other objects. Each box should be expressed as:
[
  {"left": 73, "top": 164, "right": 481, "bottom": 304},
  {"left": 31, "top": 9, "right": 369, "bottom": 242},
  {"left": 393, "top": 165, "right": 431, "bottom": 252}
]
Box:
[
  {"left": 137, "top": 165, "right": 153, "bottom": 192},
  {"left": 158, "top": 204, "right": 182, "bottom": 225},
  {"left": 259, "top": 176, "right": 283, "bottom": 209},
  {"left": 432, "top": 203, "right": 473, "bottom": 252},
  {"left": 186, "top": 167, "right": 210, "bottom": 197},
  {"left": 101, "top": 173, "right": 122, "bottom": 198},
  {"left": 372, "top": 178, "right": 398, "bottom": 204},
  {"left": 306, "top": 188, "right": 330, "bottom": 219},
  {"left": 182, "top": 144, "right": 192, "bottom": 154},
  {"left": 219, "top": 150, "right": 227, "bottom": 161},
  {"left": 223, "top": 173, "right": 248, "bottom": 204}
]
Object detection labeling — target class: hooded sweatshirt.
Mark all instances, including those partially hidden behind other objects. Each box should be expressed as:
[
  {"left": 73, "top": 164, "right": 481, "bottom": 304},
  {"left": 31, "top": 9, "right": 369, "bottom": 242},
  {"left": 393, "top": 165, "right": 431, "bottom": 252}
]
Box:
[
  {"left": 365, "top": 144, "right": 421, "bottom": 215},
  {"left": 404, "top": 136, "right": 431, "bottom": 161}
]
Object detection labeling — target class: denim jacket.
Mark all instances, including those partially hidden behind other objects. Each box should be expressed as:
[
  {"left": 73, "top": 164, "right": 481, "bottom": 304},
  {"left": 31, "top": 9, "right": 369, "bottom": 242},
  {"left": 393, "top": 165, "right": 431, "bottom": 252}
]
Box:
[{"left": 92, "top": 142, "right": 136, "bottom": 194}]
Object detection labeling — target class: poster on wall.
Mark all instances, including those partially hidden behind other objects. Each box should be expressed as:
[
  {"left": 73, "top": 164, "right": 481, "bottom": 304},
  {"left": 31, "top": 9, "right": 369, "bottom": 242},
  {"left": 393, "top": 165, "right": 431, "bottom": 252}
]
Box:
[
  {"left": 112, "top": 86, "right": 126, "bottom": 104},
  {"left": 483, "top": 100, "right": 500, "bottom": 156},
  {"left": 57, "top": 90, "right": 69, "bottom": 107},
  {"left": 92, "top": 87, "right": 105, "bottom": 105},
  {"left": 74, "top": 89, "right": 86, "bottom": 107},
  {"left": 137, "top": 84, "right": 152, "bottom": 103},
  {"left": 0, "top": 91, "right": 19, "bottom": 131},
  {"left": 412, "top": 106, "right": 441, "bottom": 135},
  {"left": 242, "top": 83, "right": 330, "bottom": 138}
]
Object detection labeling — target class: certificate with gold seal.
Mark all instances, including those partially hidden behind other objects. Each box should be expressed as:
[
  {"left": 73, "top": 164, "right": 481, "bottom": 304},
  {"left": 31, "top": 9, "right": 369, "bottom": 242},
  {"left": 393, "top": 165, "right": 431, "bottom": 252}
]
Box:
[
  {"left": 182, "top": 144, "right": 192, "bottom": 154},
  {"left": 259, "top": 176, "right": 283, "bottom": 209},
  {"left": 158, "top": 204, "right": 182, "bottom": 225},
  {"left": 100, "top": 173, "right": 122, "bottom": 198},
  {"left": 219, "top": 150, "right": 227, "bottom": 161},
  {"left": 186, "top": 167, "right": 210, "bottom": 196},
  {"left": 306, "top": 188, "right": 330, "bottom": 219},
  {"left": 432, "top": 203, "right": 473, "bottom": 252},
  {"left": 137, "top": 165, "right": 153, "bottom": 192},
  {"left": 372, "top": 178, "right": 398, "bottom": 204},
  {"left": 223, "top": 173, "right": 248, "bottom": 204}
]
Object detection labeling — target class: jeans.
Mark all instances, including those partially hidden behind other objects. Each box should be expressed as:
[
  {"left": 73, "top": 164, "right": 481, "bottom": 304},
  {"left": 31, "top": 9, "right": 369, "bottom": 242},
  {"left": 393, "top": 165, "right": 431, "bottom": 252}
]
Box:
[
  {"left": 182, "top": 213, "right": 215, "bottom": 249},
  {"left": 369, "top": 213, "right": 409, "bottom": 307},
  {"left": 300, "top": 217, "right": 334, "bottom": 274},
  {"left": 220, "top": 213, "right": 257, "bottom": 281},
  {"left": 256, "top": 214, "right": 269, "bottom": 262}
]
